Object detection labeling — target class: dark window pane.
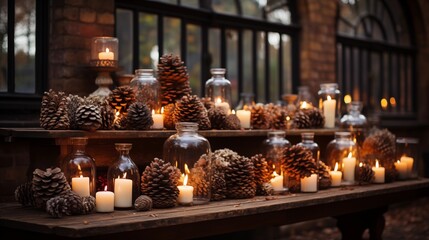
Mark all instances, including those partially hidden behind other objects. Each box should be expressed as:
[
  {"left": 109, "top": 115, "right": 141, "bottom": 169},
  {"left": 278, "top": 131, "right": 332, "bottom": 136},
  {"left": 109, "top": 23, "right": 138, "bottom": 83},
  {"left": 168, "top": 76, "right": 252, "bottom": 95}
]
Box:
[
  {"left": 181, "top": 0, "right": 198, "bottom": 8},
  {"left": 268, "top": 32, "right": 279, "bottom": 103},
  {"left": 212, "top": 0, "right": 238, "bottom": 15},
  {"left": 139, "top": 12, "right": 157, "bottom": 69},
  {"left": 266, "top": 7, "right": 291, "bottom": 25},
  {"left": 0, "top": 0, "right": 7, "bottom": 92},
  {"left": 257, "top": 31, "right": 265, "bottom": 103},
  {"left": 226, "top": 29, "right": 238, "bottom": 105},
  {"left": 163, "top": 17, "right": 181, "bottom": 55},
  {"left": 242, "top": 30, "right": 253, "bottom": 94},
  {"left": 116, "top": 9, "right": 133, "bottom": 74},
  {"left": 155, "top": 0, "right": 177, "bottom": 4},
  {"left": 241, "top": 0, "right": 262, "bottom": 19},
  {"left": 282, "top": 34, "right": 292, "bottom": 94},
  {"left": 186, "top": 24, "right": 201, "bottom": 96},
  {"left": 208, "top": 28, "right": 220, "bottom": 69}
]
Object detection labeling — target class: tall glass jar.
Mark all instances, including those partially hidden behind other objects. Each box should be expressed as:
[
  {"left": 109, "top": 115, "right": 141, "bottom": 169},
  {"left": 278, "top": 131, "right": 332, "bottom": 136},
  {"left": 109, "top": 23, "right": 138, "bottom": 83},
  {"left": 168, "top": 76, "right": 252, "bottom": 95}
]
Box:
[
  {"left": 297, "top": 86, "right": 316, "bottom": 110},
  {"left": 325, "top": 132, "right": 358, "bottom": 185},
  {"left": 107, "top": 143, "right": 140, "bottom": 209},
  {"left": 205, "top": 68, "right": 232, "bottom": 113},
  {"left": 262, "top": 131, "right": 291, "bottom": 194},
  {"left": 340, "top": 101, "right": 368, "bottom": 148},
  {"left": 62, "top": 137, "right": 96, "bottom": 197},
  {"left": 318, "top": 83, "right": 341, "bottom": 128},
  {"left": 297, "top": 133, "right": 320, "bottom": 192},
  {"left": 129, "top": 69, "right": 160, "bottom": 111},
  {"left": 396, "top": 137, "right": 419, "bottom": 179},
  {"left": 163, "top": 122, "right": 212, "bottom": 205},
  {"left": 235, "top": 93, "right": 255, "bottom": 129}
]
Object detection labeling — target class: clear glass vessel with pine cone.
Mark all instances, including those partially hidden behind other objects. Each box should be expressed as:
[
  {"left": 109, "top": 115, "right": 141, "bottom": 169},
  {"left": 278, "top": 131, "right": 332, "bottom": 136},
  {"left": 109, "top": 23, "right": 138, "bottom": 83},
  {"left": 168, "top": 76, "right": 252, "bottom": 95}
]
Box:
[
  {"left": 297, "top": 133, "right": 320, "bottom": 192},
  {"left": 205, "top": 68, "right": 232, "bottom": 113},
  {"left": 129, "top": 69, "right": 160, "bottom": 111},
  {"left": 163, "top": 122, "right": 212, "bottom": 205},
  {"left": 62, "top": 137, "right": 96, "bottom": 197}
]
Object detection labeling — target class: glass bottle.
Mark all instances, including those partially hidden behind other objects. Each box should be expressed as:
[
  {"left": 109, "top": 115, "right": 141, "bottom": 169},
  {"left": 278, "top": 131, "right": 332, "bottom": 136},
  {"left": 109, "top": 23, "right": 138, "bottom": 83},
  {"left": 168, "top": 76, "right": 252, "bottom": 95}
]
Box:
[
  {"left": 62, "top": 137, "right": 96, "bottom": 197},
  {"left": 340, "top": 101, "right": 368, "bottom": 148},
  {"left": 297, "top": 86, "right": 316, "bottom": 110},
  {"left": 107, "top": 143, "right": 140, "bottom": 209},
  {"left": 325, "top": 132, "right": 358, "bottom": 185},
  {"left": 297, "top": 133, "right": 319, "bottom": 192},
  {"left": 235, "top": 93, "right": 255, "bottom": 129},
  {"left": 129, "top": 69, "right": 160, "bottom": 111},
  {"left": 396, "top": 137, "right": 419, "bottom": 179},
  {"left": 262, "top": 131, "right": 291, "bottom": 194},
  {"left": 205, "top": 68, "right": 232, "bottom": 113},
  {"left": 163, "top": 122, "right": 212, "bottom": 205},
  {"left": 318, "top": 83, "right": 341, "bottom": 128}
]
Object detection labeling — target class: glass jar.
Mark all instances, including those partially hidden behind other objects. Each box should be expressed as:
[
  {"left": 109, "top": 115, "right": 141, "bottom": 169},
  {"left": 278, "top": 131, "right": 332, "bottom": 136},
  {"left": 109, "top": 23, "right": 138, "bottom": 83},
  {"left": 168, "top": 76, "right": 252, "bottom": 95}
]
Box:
[
  {"left": 396, "top": 138, "right": 419, "bottom": 179},
  {"left": 297, "top": 133, "right": 319, "bottom": 192},
  {"left": 205, "top": 68, "right": 232, "bottom": 113},
  {"left": 282, "top": 93, "right": 298, "bottom": 113},
  {"left": 325, "top": 132, "right": 358, "bottom": 185},
  {"left": 262, "top": 131, "right": 291, "bottom": 194},
  {"left": 297, "top": 86, "right": 316, "bottom": 110},
  {"left": 62, "top": 137, "right": 96, "bottom": 197},
  {"left": 340, "top": 101, "right": 368, "bottom": 148},
  {"left": 129, "top": 69, "right": 160, "bottom": 111},
  {"left": 235, "top": 93, "right": 255, "bottom": 129},
  {"left": 163, "top": 122, "right": 212, "bottom": 205},
  {"left": 107, "top": 143, "right": 140, "bottom": 209},
  {"left": 90, "top": 36, "right": 118, "bottom": 67},
  {"left": 318, "top": 83, "right": 341, "bottom": 128}
]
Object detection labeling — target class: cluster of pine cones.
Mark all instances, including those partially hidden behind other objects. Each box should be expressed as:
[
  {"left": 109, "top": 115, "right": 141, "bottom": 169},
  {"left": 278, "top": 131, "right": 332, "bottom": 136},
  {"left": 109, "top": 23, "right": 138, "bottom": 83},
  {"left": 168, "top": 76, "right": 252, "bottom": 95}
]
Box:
[{"left": 14, "top": 167, "right": 95, "bottom": 218}]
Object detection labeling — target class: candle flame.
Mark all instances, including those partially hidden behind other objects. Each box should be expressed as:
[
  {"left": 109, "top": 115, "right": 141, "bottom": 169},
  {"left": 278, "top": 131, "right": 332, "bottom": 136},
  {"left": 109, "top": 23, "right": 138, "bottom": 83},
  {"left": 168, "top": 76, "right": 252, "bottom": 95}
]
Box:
[
  {"left": 122, "top": 172, "right": 127, "bottom": 178},
  {"left": 273, "top": 171, "right": 280, "bottom": 177},
  {"left": 327, "top": 95, "right": 332, "bottom": 101},
  {"left": 359, "top": 162, "right": 363, "bottom": 167},
  {"left": 347, "top": 152, "right": 352, "bottom": 158},
  {"left": 183, "top": 174, "right": 188, "bottom": 186},
  {"left": 397, "top": 160, "right": 401, "bottom": 163},
  {"left": 104, "top": 185, "right": 108, "bottom": 191},
  {"left": 105, "top": 48, "right": 110, "bottom": 53},
  {"left": 334, "top": 162, "right": 338, "bottom": 171},
  {"left": 184, "top": 164, "right": 190, "bottom": 175},
  {"left": 286, "top": 116, "right": 290, "bottom": 121},
  {"left": 390, "top": 97, "right": 396, "bottom": 107},
  {"left": 301, "top": 101, "right": 308, "bottom": 109},
  {"left": 344, "top": 94, "right": 352, "bottom": 104},
  {"left": 216, "top": 98, "right": 222, "bottom": 104},
  {"left": 161, "top": 107, "right": 164, "bottom": 114},
  {"left": 152, "top": 109, "right": 155, "bottom": 115},
  {"left": 232, "top": 110, "right": 236, "bottom": 114},
  {"left": 375, "top": 160, "right": 379, "bottom": 168},
  {"left": 79, "top": 174, "right": 84, "bottom": 178},
  {"left": 381, "top": 98, "right": 388, "bottom": 110}
]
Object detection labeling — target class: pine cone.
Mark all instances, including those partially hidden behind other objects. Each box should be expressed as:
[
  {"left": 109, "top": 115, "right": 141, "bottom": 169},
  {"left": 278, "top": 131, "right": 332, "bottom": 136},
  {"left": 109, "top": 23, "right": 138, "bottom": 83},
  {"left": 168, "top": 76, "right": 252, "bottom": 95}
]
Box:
[
  {"left": 75, "top": 104, "right": 102, "bottom": 131},
  {"left": 224, "top": 114, "right": 241, "bottom": 130},
  {"left": 200, "top": 97, "right": 215, "bottom": 110},
  {"left": 317, "top": 161, "right": 331, "bottom": 190},
  {"left": 210, "top": 151, "right": 228, "bottom": 201},
  {"left": 361, "top": 128, "right": 396, "bottom": 166},
  {"left": 355, "top": 162, "right": 375, "bottom": 185},
  {"left": 251, "top": 154, "right": 274, "bottom": 196},
  {"left": 40, "top": 89, "right": 70, "bottom": 130},
  {"left": 99, "top": 103, "right": 115, "bottom": 130},
  {"left": 292, "top": 110, "right": 312, "bottom": 129},
  {"left": 141, "top": 158, "right": 180, "bottom": 208},
  {"left": 251, "top": 103, "right": 270, "bottom": 129},
  {"left": 208, "top": 107, "right": 227, "bottom": 129},
  {"left": 163, "top": 103, "right": 176, "bottom": 130},
  {"left": 306, "top": 108, "right": 325, "bottom": 128},
  {"left": 158, "top": 54, "right": 192, "bottom": 106},
  {"left": 282, "top": 145, "right": 317, "bottom": 179},
  {"left": 108, "top": 86, "right": 136, "bottom": 113},
  {"left": 188, "top": 154, "right": 211, "bottom": 201},
  {"left": 32, "top": 167, "right": 71, "bottom": 209},
  {"left": 114, "top": 112, "right": 128, "bottom": 130},
  {"left": 81, "top": 195, "right": 96, "bottom": 214},
  {"left": 265, "top": 103, "right": 287, "bottom": 129},
  {"left": 134, "top": 195, "right": 153, "bottom": 211},
  {"left": 173, "top": 95, "right": 211, "bottom": 130},
  {"left": 66, "top": 94, "right": 84, "bottom": 130},
  {"left": 45, "top": 190, "right": 83, "bottom": 218},
  {"left": 15, "top": 182, "right": 36, "bottom": 207},
  {"left": 223, "top": 150, "right": 256, "bottom": 199},
  {"left": 127, "top": 102, "right": 153, "bottom": 130}
]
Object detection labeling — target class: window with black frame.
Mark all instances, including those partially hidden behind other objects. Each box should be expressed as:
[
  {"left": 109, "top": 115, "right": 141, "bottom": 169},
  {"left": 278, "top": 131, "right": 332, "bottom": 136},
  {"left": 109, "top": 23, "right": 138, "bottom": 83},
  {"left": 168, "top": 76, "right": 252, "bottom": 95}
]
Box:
[
  {"left": 115, "top": 0, "right": 299, "bottom": 106},
  {"left": 337, "top": 0, "right": 416, "bottom": 119}
]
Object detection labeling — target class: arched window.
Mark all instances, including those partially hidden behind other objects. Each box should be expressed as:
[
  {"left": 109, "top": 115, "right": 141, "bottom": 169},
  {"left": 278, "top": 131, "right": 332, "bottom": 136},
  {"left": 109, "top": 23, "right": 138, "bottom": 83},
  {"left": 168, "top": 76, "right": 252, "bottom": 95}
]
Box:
[
  {"left": 116, "top": 0, "right": 299, "bottom": 105},
  {"left": 337, "top": 0, "right": 415, "bottom": 118}
]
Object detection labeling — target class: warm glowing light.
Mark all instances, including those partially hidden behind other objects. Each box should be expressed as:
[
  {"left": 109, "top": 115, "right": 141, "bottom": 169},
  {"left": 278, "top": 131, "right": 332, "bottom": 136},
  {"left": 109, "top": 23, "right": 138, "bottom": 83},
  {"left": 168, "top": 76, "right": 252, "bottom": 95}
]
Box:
[
  {"left": 301, "top": 101, "right": 308, "bottom": 109},
  {"left": 381, "top": 98, "right": 388, "bottom": 110},
  {"left": 216, "top": 98, "right": 222, "bottom": 104},
  {"left": 161, "top": 107, "right": 164, "bottom": 114},
  {"left": 334, "top": 162, "right": 339, "bottom": 171},
  {"left": 104, "top": 185, "right": 108, "bottom": 191},
  {"left": 122, "top": 172, "right": 127, "bottom": 178},
  {"left": 232, "top": 110, "right": 236, "bottom": 114},
  {"left": 390, "top": 97, "right": 396, "bottom": 107},
  {"left": 286, "top": 116, "right": 290, "bottom": 121},
  {"left": 105, "top": 48, "right": 110, "bottom": 53},
  {"left": 375, "top": 160, "right": 379, "bottom": 168},
  {"left": 183, "top": 174, "right": 188, "bottom": 186},
  {"left": 347, "top": 152, "right": 352, "bottom": 158},
  {"left": 344, "top": 94, "right": 352, "bottom": 104},
  {"left": 152, "top": 109, "right": 155, "bottom": 115},
  {"left": 327, "top": 95, "right": 332, "bottom": 101},
  {"left": 359, "top": 162, "right": 363, "bottom": 167},
  {"left": 273, "top": 171, "right": 280, "bottom": 177},
  {"left": 184, "top": 164, "right": 190, "bottom": 175}
]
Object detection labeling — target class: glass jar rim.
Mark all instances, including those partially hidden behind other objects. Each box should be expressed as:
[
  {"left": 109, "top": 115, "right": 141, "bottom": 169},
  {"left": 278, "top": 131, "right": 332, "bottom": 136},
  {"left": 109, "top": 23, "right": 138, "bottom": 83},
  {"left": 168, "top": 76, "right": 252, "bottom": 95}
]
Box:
[
  {"left": 396, "top": 137, "right": 419, "bottom": 144},
  {"left": 267, "top": 131, "right": 286, "bottom": 137},
  {"left": 320, "top": 83, "right": 338, "bottom": 89},
  {"left": 335, "top": 132, "right": 351, "bottom": 137},
  {"left": 115, "top": 143, "right": 133, "bottom": 150},
  {"left": 210, "top": 68, "right": 226, "bottom": 75},
  {"left": 135, "top": 69, "right": 154, "bottom": 75}
]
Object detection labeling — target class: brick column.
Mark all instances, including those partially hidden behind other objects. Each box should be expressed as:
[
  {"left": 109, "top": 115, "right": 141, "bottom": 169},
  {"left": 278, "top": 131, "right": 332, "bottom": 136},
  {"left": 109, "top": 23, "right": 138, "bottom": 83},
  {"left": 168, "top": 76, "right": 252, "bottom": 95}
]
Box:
[{"left": 49, "top": 0, "right": 114, "bottom": 96}]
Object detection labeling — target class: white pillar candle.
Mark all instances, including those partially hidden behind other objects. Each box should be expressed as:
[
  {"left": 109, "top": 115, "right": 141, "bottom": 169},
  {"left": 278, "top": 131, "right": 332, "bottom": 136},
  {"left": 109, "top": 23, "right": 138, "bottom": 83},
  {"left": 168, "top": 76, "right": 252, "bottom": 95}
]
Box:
[
  {"left": 400, "top": 155, "right": 414, "bottom": 178},
  {"left": 151, "top": 108, "right": 164, "bottom": 129},
  {"left": 330, "top": 162, "right": 342, "bottom": 187},
  {"left": 270, "top": 171, "right": 284, "bottom": 191},
  {"left": 394, "top": 160, "right": 408, "bottom": 180},
  {"left": 342, "top": 153, "right": 356, "bottom": 183},
  {"left": 236, "top": 110, "right": 251, "bottom": 129},
  {"left": 215, "top": 98, "right": 230, "bottom": 113},
  {"left": 114, "top": 177, "right": 133, "bottom": 208},
  {"left": 177, "top": 175, "right": 193, "bottom": 205},
  {"left": 96, "top": 186, "right": 114, "bottom": 213},
  {"left": 372, "top": 160, "right": 385, "bottom": 183},
  {"left": 98, "top": 48, "right": 114, "bottom": 60},
  {"left": 323, "top": 96, "right": 336, "bottom": 128},
  {"left": 72, "top": 175, "right": 90, "bottom": 197},
  {"left": 300, "top": 174, "right": 318, "bottom": 192}
]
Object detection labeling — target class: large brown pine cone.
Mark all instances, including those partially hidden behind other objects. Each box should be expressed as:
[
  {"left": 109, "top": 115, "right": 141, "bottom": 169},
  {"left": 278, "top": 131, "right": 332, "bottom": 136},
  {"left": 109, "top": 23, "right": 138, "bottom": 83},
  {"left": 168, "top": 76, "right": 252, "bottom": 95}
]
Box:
[
  {"left": 355, "top": 162, "right": 374, "bottom": 185},
  {"left": 317, "top": 161, "right": 331, "bottom": 190},
  {"left": 173, "top": 95, "right": 211, "bottom": 130},
  {"left": 210, "top": 150, "right": 229, "bottom": 201},
  {"left": 32, "top": 167, "right": 71, "bottom": 209},
  {"left": 306, "top": 108, "right": 325, "bottom": 128},
  {"left": 75, "top": 104, "right": 102, "bottom": 131},
  {"left": 127, "top": 102, "right": 153, "bottom": 130},
  {"left": 66, "top": 94, "right": 84, "bottom": 130},
  {"left": 361, "top": 128, "right": 396, "bottom": 166},
  {"left": 15, "top": 181, "right": 36, "bottom": 207},
  {"left": 224, "top": 114, "right": 241, "bottom": 130},
  {"left": 282, "top": 145, "right": 317, "bottom": 179},
  {"left": 223, "top": 150, "right": 256, "bottom": 199},
  {"left": 99, "top": 103, "right": 115, "bottom": 130},
  {"left": 108, "top": 86, "right": 136, "bottom": 114},
  {"left": 251, "top": 154, "right": 274, "bottom": 196},
  {"left": 45, "top": 190, "right": 83, "bottom": 218},
  {"left": 163, "top": 103, "right": 176, "bottom": 130},
  {"left": 40, "top": 89, "right": 70, "bottom": 130},
  {"left": 188, "top": 154, "right": 211, "bottom": 201},
  {"left": 265, "top": 103, "right": 287, "bottom": 129},
  {"left": 292, "top": 110, "right": 312, "bottom": 129},
  {"left": 208, "top": 107, "right": 227, "bottom": 129},
  {"left": 251, "top": 103, "right": 270, "bottom": 129}
]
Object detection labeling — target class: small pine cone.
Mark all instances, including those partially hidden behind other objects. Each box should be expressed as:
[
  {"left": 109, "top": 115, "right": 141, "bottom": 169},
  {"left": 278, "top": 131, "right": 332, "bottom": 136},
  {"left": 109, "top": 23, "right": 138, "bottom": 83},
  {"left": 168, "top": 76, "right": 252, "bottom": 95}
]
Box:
[
  {"left": 173, "top": 95, "right": 211, "bottom": 130},
  {"left": 251, "top": 154, "right": 273, "bottom": 196},
  {"left": 210, "top": 149, "right": 234, "bottom": 201},
  {"left": 45, "top": 190, "right": 83, "bottom": 218},
  {"left": 306, "top": 108, "right": 325, "bottom": 128},
  {"left": 292, "top": 110, "right": 312, "bottom": 129},
  {"left": 356, "top": 163, "right": 374, "bottom": 185},
  {"left": 317, "top": 161, "right": 331, "bottom": 190},
  {"left": 225, "top": 153, "right": 256, "bottom": 199},
  {"left": 200, "top": 97, "right": 215, "bottom": 110},
  {"left": 259, "top": 182, "right": 274, "bottom": 196},
  {"left": 265, "top": 103, "right": 287, "bottom": 129},
  {"left": 114, "top": 112, "right": 128, "bottom": 130},
  {"left": 188, "top": 154, "right": 211, "bottom": 201},
  {"left": 134, "top": 195, "right": 153, "bottom": 211},
  {"left": 81, "top": 195, "right": 96, "bottom": 214},
  {"left": 99, "top": 104, "right": 115, "bottom": 130},
  {"left": 108, "top": 86, "right": 136, "bottom": 113},
  {"left": 251, "top": 104, "right": 270, "bottom": 129},
  {"left": 66, "top": 94, "right": 84, "bottom": 130},
  {"left": 127, "top": 102, "right": 153, "bottom": 130},
  {"left": 141, "top": 158, "right": 181, "bottom": 208},
  {"left": 32, "top": 167, "right": 71, "bottom": 209},
  {"left": 361, "top": 128, "right": 396, "bottom": 166},
  {"left": 208, "top": 107, "right": 227, "bottom": 129},
  {"left": 40, "top": 89, "right": 70, "bottom": 130},
  {"left": 15, "top": 182, "right": 36, "bottom": 207},
  {"left": 163, "top": 103, "right": 176, "bottom": 130},
  {"left": 224, "top": 114, "right": 241, "bottom": 130},
  {"left": 84, "top": 95, "right": 108, "bottom": 106},
  {"left": 282, "top": 145, "right": 317, "bottom": 179},
  {"left": 75, "top": 104, "right": 102, "bottom": 131}
]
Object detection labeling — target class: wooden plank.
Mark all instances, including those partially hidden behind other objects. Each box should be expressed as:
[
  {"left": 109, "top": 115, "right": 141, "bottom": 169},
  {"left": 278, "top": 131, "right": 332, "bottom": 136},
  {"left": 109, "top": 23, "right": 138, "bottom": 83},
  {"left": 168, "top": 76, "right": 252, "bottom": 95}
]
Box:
[{"left": 1, "top": 179, "right": 428, "bottom": 239}]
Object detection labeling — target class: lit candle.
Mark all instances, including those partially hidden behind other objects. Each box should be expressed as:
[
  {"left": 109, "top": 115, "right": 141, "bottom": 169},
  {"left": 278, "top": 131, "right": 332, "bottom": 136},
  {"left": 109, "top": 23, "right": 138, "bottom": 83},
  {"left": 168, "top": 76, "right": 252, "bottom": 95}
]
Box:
[
  {"left": 394, "top": 160, "right": 408, "bottom": 180},
  {"left": 372, "top": 160, "right": 385, "bottom": 183},
  {"left": 400, "top": 155, "right": 414, "bottom": 178},
  {"left": 98, "top": 48, "right": 114, "bottom": 60},
  {"left": 96, "top": 186, "right": 114, "bottom": 213},
  {"left": 300, "top": 174, "right": 318, "bottom": 192},
  {"left": 330, "top": 162, "right": 342, "bottom": 187},
  {"left": 270, "top": 171, "right": 284, "bottom": 191},
  {"left": 300, "top": 101, "right": 312, "bottom": 109},
  {"left": 214, "top": 98, "right": 230, "bottom": 113},
  {"left": 236, "top": 109, "right": 251, "bottom": 129},
  {"left": 151, "top": 108, "right": 164, "bottom": 129},
  {"left": 342, "top": 152, "right": 356, "bottom": 183},
  {"left": 177, "top": 174, "right": 193, "bottom": 205},
  {"left": 72, "top": 175, "right": 90, "bottom": 197},
  {"left": 323, "top": 95, "right": 336, "bottom": 128},
  {"left": 114, "top": 173, "right": 133, "bottom": 208}
]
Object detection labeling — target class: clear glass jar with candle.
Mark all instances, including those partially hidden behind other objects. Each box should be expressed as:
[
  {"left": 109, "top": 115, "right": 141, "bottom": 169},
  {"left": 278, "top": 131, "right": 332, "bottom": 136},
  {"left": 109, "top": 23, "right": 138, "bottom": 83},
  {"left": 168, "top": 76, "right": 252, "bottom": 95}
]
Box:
[
  {"left": 396, "top": 137, "right": 419, "bottom": 179},
  {"left": 107, "top": 143, "right": 140, "bottom": 209},
  {"left": 297, "top": 133, "right": 320, "bottom": 192},
  {"left": 129, "top": 69, "right": 160, "bottom": 111},
  {"left": 205, "top": 68, "right": 232, "bottom": 113},
  {"left": 62, "top": 137, "right": 96, "bottom": 197},
  {"left": 325, "top": 132, "right": 358, "bottom": 185},
  {"left": 90, "top": 37, "right": 118, "bottom": 67},
  {"left": 235, "top": 93, "right": 255, "bottom": 129},
  {"left": 318, "top": 83, "right": 341, "bottom": 128},
  {"left": 163, "top": 122, "right": 212, "bottom": 205},
  {"left": 297, "top": 86, "right": 316, "bottom": 110},
  {"left": 340, "top": 101, "right": 368, "bottom": 148},
  {"left": 262, "top": 131, "right": 291, "bottom": 194}
]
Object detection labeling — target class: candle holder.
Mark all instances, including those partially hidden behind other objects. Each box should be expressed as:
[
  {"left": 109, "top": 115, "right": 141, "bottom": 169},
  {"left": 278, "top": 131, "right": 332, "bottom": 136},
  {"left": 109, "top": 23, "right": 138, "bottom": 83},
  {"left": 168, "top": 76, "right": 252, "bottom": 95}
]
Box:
[
  {"left": 396, "top": 137, "right": 419, "bottom": 179},
  {"left": 235, "top": 93, "right": 255, "bottom": 129},
  {"left": 163, "top": 122, "right": 212, "bottom": 205},
  {"left": 318, "top": 83, "right": 341, "bottom": 128},
  {"left": 297, "top": 86, "right": 316, "bottom": 110},
  {"left": 297, "top": 133, "right": 320, "bottom": 192},
  {"left": 89, "top": 37, "right": 119, "bottom": 97},
  {"left": 61, "top": 137, "right": 96, "bottom": 197},
  {"left": 325, "top": 132, "right": 358, "bottom": 185},
  {"left": 205, "top": 68, "right": 232, "bottom": 113}
]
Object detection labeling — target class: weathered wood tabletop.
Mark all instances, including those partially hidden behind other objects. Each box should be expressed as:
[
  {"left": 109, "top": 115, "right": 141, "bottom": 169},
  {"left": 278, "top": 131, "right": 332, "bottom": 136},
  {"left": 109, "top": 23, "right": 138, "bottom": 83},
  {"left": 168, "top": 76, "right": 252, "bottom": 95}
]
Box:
[{"left": 1, "top": 179, "right": 428, "bottom": 239}]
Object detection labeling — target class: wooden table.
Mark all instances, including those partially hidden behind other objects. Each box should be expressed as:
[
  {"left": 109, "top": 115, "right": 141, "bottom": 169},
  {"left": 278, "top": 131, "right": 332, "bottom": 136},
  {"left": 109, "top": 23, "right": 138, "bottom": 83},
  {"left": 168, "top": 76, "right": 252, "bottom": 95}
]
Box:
[{"left": 1, "top": 179, "right": 428, "bottom": 240}]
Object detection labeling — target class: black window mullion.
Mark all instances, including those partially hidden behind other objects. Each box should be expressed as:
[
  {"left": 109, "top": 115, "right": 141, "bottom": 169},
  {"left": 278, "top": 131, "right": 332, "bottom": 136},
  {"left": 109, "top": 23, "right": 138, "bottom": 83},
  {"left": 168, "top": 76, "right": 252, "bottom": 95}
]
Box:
[
  {"left": 379, "top": 52, "right": 383, "bottom": 105},
  {"left": 252, "top": 31, "right": 258, "bottom": 100},
  {"left": 388, "top": 52, "right": 393, "bottom": 102},
  {"left": 220, "top": 27, "right": 226, "bottom": 68},
  {"left": 237, "top": 29, "right": 243, "bottom": 95},
  {"left": 342, "top": 44, "right": 347, "bottom": 102},
  {"left": 158, "top": 14, "right": 164, "bottom": 58},
  {"left": 7, "top": 0, "right": 15, "bottom": 93},
  {"left": 264, "top": 31, "right": 269, "bottom": 103},
  {"left": 201, "top": 25, "right": 209, "bottom": 96},
  {"left": 181, "top": 20, "right": 187, "bottom": 64},
  {"left": 349, "top": 46, "right": 354, "bottom": 96},
  {"left": 278, "top": 34, "right": 283, "bottom": 100},
  {"left": 291, "top": 32, "right": 299, "bottom": 94},
  {"left": 133, "top": 10, "right": 139, "bottom": 70},
  {"left": 358, "top": 48, "right": 364, "bottom": 102}
]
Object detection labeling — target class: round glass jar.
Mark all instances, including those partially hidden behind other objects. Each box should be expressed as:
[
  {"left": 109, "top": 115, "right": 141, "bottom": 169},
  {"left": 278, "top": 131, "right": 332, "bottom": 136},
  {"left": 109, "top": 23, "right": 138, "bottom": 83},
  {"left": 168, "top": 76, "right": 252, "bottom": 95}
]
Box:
[
  {"left": 163, "top": 122, "right": 212, "bottom": 205},
  {"left": 90, "top": 37, "right": 118, "bottom": 67},
  {"left": 205, "top": 68, "right": 232, "bottom": 113},
  {"left": 129, "top": 69, "right": 160, "bottom": 111},
  {"left": 318, "top": 83, "right": 341, "bottom": 128},
  {"left": 297, "top": 133, "right": 320, "bottom": 192},
  {"left": 297, "top": 86, "right": 316, "bottom": 110},
  {"left": 340, "top": 101, "right": 368, "bottom": 148}
]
